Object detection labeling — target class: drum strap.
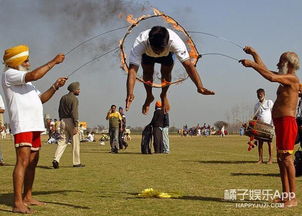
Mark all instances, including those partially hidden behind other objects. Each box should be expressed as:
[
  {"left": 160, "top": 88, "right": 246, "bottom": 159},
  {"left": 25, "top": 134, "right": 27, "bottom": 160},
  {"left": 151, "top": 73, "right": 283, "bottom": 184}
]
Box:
[{"left": 252, "top": 102, "right": 264, "bottom": 120}]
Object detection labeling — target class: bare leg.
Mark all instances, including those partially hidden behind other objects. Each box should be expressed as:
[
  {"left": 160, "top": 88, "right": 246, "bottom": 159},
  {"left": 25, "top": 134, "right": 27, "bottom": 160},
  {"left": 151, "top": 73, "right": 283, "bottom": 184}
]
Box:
[
  {"left": 267, "top": 142, "right": 273, "bottom": 164},
  {"left": 257, "top": 141, "right": 263, "bottom": 164},
  {"left": 160, "top": 64, "right": 173, "bottom": 113},
  {"left": 142, "top": 63, "right": 155, "bottom": 114},
  {"left": 277, "top": 153, "right": 290, "bottom": 203},
  {"left": 12, "top": 147, "right": 33, "bottom": 213},
  {"left": 283, "top": 153, "right": 297, "bottom": 207},
  {"left": 23, "top": 151, "right": 45, "bottom": 206}
]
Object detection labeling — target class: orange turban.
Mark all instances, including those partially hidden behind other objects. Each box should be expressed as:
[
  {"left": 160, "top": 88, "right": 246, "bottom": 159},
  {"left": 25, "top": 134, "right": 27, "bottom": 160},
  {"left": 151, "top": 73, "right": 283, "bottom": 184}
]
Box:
[
  {"left": 155, "top": 101, "right": 162, "bottom": 108},
  {"left": 3, "top": 45, "right": 29, "bottom": 68}
]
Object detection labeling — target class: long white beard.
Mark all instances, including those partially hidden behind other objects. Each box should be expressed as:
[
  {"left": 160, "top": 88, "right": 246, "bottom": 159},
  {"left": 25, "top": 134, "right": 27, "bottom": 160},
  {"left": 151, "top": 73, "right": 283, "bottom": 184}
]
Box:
[
  {"left": 18, "top": 65, "right": 30, "bottom": 72},
  {"left": 278, "top": 62, "right": 288, "bottom": 74}
]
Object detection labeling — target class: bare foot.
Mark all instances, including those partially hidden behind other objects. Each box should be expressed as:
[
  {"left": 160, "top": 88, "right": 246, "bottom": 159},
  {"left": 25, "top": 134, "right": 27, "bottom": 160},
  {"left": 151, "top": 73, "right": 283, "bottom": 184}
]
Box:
[
  {"left": 13, "top": 202, "right": 33, "bottom": 214},
  {"left": 142, "top": 95, "right": 154, "bottom": 114},
  {"left": 160, "top": 95, "right": 170, "bottom": 113},
  {"left": 125, "top": 93, "right": 135, "bottom": 111},
  {"left": 284, "top": 199, "right": 298, "bottom": 207},
  {"left": 267, "top": 160, "right": 273, "bottom": 164},
  {"left": 272, "top": 198, "right": 284, "bottom": 203},
  {"left": 24, "top": 198, "right": 46, "bottom": 206},
  {"left": 256, "top": 160, "right": 263, "bottom": 164}
]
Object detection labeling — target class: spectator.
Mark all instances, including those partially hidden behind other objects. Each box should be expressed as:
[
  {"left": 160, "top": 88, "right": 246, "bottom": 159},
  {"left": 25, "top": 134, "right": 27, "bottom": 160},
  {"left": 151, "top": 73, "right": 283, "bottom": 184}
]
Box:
[
  {"left": 106, "top": 105, "right": 122, "bottom": 153},
  {"left": 150, "top": 101, "right": 164, "bottom": 153},
  {"left": 118, "top": 107, "right": 128, "bottom": 150},
  {"left": 87, "top": 132, "right": 95, "bottom": 142},
  {"left": 81, "top": 131, "right": 95, "bottom": 142},
  {"left": 53, "top": 82, "right": 84, "bottom": 168},
  {"left": 45, "top": 117, "right": 51, "bottom": 140},
  {"left": 296, "top": 92, "right": 302, "bottom": 147},
  {"left": 49, "top": 119, "right": 55, "bottom": 140},
  {"left": 253, "top": 88, "right": 274, "bottom": 164},
  {"left": 221, "top": 125, "right": 225, "bottom": 137},
  {"left": 162, "top": 112, "right": 170, "bottom": 153},
  {"left": 239, "top": 126, "right": 245, "bottom": 136},
  {"left": 1, "top": 126, "right": 6, "bottom": 139},
  {"left": 79, "top": 124, "right": 85, "bottom": 141},
  {"left": 0, "top": 93, "right": 5, "bottom": 165}
]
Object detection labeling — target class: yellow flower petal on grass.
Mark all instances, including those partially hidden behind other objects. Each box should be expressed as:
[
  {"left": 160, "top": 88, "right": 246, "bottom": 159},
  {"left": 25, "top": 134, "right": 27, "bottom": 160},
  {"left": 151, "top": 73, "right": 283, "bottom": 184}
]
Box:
[
  {"left": 158, "top": 192, "right": 171, "bottom": 198},
  {"left": 138, "top": 188, "right": 182, "bottom": 199},
  {"left": 138, "top": 188, "right": 160, "bottom": 198}
]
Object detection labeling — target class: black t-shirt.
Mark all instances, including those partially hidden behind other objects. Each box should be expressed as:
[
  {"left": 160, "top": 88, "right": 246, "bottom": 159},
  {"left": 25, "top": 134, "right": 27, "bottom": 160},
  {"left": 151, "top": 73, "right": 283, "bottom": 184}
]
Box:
[{"left": 151, "top": 109, "right": 164, "bottom": 128}]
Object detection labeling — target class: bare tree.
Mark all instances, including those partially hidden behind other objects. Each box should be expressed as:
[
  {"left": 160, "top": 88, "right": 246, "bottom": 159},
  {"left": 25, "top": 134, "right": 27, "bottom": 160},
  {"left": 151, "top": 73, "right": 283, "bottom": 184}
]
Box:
[{"left": 214, "top": 121, "right": 229, "bottom": 130}]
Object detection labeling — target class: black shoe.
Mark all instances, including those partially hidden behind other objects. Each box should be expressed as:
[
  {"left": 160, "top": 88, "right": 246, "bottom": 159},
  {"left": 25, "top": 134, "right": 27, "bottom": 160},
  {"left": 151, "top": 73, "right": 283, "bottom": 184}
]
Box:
[
  {"left": 0, "top": 160, "right": 5, "bottom": 166},
  {"left": 111, "top": 148, "right": 118, "bottom": 153},
  {"left": 52, "top": 160, "right": 59, "bottom": 169},
  {"left": 73, "top": 164, "right": 85, "bottom": 168}
]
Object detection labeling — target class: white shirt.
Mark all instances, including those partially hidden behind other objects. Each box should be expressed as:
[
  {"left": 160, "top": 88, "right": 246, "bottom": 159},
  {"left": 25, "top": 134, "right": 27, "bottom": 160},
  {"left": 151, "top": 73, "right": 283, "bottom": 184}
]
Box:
[
  {"left": 254, "top": 99, "right": 274, "bottom": 125},
  {"left": 2, "top": 68, "right": 45, "bottom": 135},
  {"left": 87, "top": 133, "right": 94, "bottom": 142},
  {"left": 0, "top": 94, "right": 5, "bottom": 110},
  {"left": 129, "top": 29, "right": 190, "bottom": 66}
]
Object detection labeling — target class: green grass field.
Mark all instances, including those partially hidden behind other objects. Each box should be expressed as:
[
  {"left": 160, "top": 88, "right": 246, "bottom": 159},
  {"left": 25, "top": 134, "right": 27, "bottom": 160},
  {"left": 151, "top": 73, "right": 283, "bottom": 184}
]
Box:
[{"left": 0, "top": 135, "right": 301, "bottom": 216}]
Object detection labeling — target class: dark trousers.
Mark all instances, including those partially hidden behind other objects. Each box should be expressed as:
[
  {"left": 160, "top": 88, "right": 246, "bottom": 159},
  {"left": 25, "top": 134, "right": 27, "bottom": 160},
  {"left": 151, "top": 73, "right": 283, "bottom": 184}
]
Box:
[
  {"left": 119, "top": 131, "right": 128, "bottom": 149},
  {"left": 153, "top": 127, "right": 163, "bottom": 153}
]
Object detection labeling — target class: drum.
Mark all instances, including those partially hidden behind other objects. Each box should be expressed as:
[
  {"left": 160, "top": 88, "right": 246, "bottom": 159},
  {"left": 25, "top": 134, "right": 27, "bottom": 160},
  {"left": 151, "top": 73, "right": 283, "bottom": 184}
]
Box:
[{"left": 244, "top": 120, "right": 274, "bottom": 142}]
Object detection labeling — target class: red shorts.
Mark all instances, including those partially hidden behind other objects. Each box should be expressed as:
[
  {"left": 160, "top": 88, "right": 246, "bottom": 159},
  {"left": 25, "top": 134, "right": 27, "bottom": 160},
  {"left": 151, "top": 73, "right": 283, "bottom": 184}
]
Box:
[
  {"left": 273, "top": 116, "right": 297, "bottom": 154},
  {"left": 14, "top": 131, "right": 42, "bottom": 151}
]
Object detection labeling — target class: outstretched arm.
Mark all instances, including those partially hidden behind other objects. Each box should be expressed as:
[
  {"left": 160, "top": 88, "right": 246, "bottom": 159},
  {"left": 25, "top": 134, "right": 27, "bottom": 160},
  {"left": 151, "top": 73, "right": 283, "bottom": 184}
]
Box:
[
  {"left": 25, "top": 54, "right": 65, "bottom": 82},
  {"left": 40, "top": 77, "right": 67, "bottom": 104},
  {"left": 243, "top": 46, "right": 267, "bottom": 69},
  {"left": 239, "top": 59, "right": 298, "bottom": 86},
  {"left": 125, "top": 64, "right": 139, "bottom": 111},
  {"left": 182, "top": 60, "right": 215, "bottom": 95}
]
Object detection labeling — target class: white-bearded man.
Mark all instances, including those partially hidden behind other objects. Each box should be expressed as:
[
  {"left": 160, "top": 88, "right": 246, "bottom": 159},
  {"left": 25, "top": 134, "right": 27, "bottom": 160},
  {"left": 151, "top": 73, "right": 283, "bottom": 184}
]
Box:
[
  {"left": 2, "top": 45, "right": 67, "bottom": 214},
  {"left": 240, "top": 46, "right": 300, "bottom": 207}
]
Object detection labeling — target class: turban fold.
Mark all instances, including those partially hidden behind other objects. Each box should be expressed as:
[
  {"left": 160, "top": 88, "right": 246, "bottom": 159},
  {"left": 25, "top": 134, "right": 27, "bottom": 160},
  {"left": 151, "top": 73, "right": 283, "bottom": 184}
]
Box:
[
  {"left": 3, "top": 45, "right": 29, "bottom": 68},
  {"left": 68, "top": 82, "right": 80, "bottom": 92},
  {"left": 155, "top": 101, "right": 162, "bottom": 108}
]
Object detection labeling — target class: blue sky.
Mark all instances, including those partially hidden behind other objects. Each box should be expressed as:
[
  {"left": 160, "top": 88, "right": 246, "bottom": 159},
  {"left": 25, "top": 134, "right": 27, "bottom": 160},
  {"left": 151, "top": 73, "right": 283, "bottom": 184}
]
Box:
[{"left": 1, "top": 0, "right": 302, "bottom": 128}]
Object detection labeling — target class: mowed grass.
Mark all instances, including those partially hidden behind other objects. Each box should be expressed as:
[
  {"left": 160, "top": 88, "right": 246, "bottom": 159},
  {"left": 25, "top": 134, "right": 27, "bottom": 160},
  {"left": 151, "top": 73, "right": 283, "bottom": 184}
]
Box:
[{"left": 0, "top": 135, "right": 301, "bottom": 216}]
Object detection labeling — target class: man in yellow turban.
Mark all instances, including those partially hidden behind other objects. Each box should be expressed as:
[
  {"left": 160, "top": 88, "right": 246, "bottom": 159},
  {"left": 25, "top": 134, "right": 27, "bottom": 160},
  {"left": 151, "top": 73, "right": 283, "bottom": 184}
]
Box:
[
  {"left": 3, "top": 45, "right": 30, "bottom": 68},
  {"left": 2, "top": 44, "right": 67, "bottom": 214}
]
